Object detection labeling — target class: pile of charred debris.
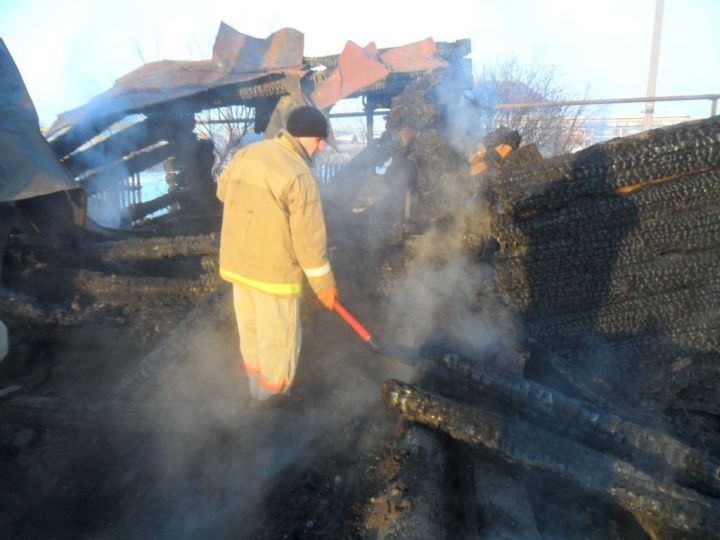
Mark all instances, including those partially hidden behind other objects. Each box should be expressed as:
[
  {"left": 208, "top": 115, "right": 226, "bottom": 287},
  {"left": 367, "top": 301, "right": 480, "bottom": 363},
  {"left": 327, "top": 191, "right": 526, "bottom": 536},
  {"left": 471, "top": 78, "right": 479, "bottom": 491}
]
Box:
[{"left": 2, "top": 24, "right": 720, "bottom": 539}]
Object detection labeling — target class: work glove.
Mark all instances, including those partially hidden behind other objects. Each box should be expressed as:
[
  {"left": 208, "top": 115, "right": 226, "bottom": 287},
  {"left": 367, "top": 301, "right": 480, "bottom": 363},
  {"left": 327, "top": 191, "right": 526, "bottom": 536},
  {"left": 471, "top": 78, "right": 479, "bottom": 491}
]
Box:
[{"left": 317, "top": 286, "right": 338, "bottom": 310}]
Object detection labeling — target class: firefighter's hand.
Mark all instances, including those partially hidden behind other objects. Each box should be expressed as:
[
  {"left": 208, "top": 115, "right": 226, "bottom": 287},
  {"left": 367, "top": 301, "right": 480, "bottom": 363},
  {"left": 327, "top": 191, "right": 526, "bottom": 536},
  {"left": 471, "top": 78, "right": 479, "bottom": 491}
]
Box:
[{"left": 317, "top": 286, "right": 338, "bottom": 310}]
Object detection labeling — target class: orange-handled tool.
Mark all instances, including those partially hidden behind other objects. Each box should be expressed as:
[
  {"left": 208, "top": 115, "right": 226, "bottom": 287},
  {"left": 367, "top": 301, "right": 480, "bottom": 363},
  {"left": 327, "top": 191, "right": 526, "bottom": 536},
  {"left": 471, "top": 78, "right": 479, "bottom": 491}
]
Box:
[{"left": 334, "top": 301, "right": 380, "bottom": 352}]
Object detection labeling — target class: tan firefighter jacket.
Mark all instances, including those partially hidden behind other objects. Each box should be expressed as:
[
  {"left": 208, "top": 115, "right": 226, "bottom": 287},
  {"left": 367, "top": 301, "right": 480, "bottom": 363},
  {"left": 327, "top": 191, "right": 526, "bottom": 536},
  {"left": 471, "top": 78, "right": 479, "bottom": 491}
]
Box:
[{"left": 217, "top": 129, "right": 335, "bottom": 296}]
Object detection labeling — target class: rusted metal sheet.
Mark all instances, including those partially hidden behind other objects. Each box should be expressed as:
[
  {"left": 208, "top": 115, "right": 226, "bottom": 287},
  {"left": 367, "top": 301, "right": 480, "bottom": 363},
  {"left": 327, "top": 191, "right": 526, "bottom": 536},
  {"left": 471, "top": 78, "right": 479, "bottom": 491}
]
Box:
[
  {"left": 0, "top": 39, "right": 79, "bottom": 202},
  {"left": 212, "top": 23, "right": 304, "bottom": 73},
  {"left": 311, "top": 38, "right": 447, "bottom": 110},
  {"left": 380, "top": 38, "right": 447, "bottom": 72},
  {"left": 311, "top": 41, "right": 389, "bottom": 110}
]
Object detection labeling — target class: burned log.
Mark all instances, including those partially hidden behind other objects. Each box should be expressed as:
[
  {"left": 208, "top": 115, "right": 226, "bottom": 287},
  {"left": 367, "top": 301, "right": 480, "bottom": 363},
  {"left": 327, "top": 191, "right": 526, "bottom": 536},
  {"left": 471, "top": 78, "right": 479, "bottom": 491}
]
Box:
[
  {"left": 48, "top": 114, "right": 125, "bottom": 159},
  {"left": 7, "top": 233, "right": 219, "bottom": 275},
  {"left": 438, "top": 352, "right": 720, "bottom": 494},
  {"left": 496, "top": 208, "right": 720, "bottom": 269},
  {"left": 113, "top": 284, "right": 232, "bottom": 399},
  {"left": 472, "top": 455, "right": 541, "bottom": 539},
  {"left": 122, "top": 189, "right": 188, "bottom": 224},
  {"left": 526, "top": 283, "right": 720, "bottom": 338},
  {"left": 61, "top": 116, "right": 178, "bottom": 177},
  {"left": 364, "top": 424, "right": 446, "bottom": 540},
  {"left": 494, "top": 116, "right": 720, "bottom": 215},
  {"left": 86, "top": 232, "right": 219, "bottom": 262},
  {"left": 498, "top": 249, "right": 720, "bottom": 315},
  {"left": 6, "top": 267, "right": 211, "bottom": 304},
  {"left": 71, "top": 269, "right": 214, "bottom": 302},
  {"left": 0, "top": 287, "right": 88, "bottom": 327},
  {"left": 491, "top": 168, "right": 720, "bottom": 245},
  {"left": 78, "top": 143, "right": 174, "bottom": 195},
  {"left": 381, "top": 379, "right": 720, "bottom": 536},
  {"left": 0, "top": 395, "right": 162, "bottom": 431}
]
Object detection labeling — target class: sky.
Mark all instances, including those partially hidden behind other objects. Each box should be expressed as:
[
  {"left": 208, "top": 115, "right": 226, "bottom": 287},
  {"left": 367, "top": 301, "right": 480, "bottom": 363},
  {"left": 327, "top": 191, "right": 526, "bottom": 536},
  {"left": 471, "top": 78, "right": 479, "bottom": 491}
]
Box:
[{"left": 1, "top": 0, "right": 718, "bottom": 128}]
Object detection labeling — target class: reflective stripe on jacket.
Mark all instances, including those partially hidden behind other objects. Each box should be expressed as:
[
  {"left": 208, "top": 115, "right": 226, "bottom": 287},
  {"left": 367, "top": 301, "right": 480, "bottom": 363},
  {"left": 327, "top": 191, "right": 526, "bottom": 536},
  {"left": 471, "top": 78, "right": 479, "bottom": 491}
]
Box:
[{"left": 217, "top": 130, "right": 335, "bottom": 296}]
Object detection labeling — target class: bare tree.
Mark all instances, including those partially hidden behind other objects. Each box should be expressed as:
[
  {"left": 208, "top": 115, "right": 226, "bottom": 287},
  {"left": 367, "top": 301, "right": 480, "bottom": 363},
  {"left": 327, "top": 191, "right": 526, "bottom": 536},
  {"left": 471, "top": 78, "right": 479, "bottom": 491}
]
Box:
[
  {"left": 471, "top": 57, "right": 591, "bottom": 156},
  {"left": 194, "top": 104, "right": 255, "bottom": 179}
]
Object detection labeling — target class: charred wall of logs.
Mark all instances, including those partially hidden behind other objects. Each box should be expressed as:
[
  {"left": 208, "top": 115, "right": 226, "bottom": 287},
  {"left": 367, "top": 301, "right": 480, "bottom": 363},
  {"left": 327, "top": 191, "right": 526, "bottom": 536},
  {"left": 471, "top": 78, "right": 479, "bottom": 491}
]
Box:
[
  {"left": 491, "top": 117, "right": 720, "bottom": 424},
  {"left": 363, "top": 76, "right": 720, "bottom": 538}
]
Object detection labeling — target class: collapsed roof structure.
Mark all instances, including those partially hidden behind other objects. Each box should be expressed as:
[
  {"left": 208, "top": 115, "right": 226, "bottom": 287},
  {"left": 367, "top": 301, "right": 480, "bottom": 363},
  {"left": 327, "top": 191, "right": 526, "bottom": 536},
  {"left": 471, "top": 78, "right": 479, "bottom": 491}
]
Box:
[{"left": 42, "top": 23, "right": 470, "bottom": 216}]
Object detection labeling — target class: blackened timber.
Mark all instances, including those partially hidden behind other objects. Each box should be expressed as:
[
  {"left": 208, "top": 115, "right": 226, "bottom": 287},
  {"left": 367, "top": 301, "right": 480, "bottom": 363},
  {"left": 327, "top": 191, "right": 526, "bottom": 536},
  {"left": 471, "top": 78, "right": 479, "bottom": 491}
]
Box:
[
  {"left": 365, "top": 425, "right": 446, "bottom": 539},
  {"left": 439, "top": 353, "right": 720, "bottom": 494},
  {"left": 88, "top": 232, "right": 218, "bottom": 262},
  {"left": 472, "top": 455, "right": 541, "bottom": 539},
  {"left": 381, "top": 379, "right": 720, "bottom": 536},
  {"left": 113, "top": 285, "right": 232, "bottom": 399},
  {"left": 62, "top": 117, "right": 174, "bottom": 177},
  {"left": 491, "top": 169, "right": 720, "bottom": 246},
  {"left": 497, "top": 249, "right": 720, "bottom": 298},
  {"left": 496, "top": 208, "right": 720, "bottom": 265},
  {"left": 78, "top": 144, "right": 174, "bottom": 195},
  {"left": 493, "top": 116, "right": 720, "bottom": 214},
  {"left": 122, "top": 190, "right": 189, "bottom": 223},
  {"left": 6, "top": 266, "right": 213, "bottom": 303},
  {"left": 70, "top": 269, "right": 211, "bottom": 302},
  {"left": 0, "top": 288, "right": 85, "bottom": 327},
  {"left": 48, "top": 113, "right": 126, "bottom": 159},
  {"left": 0, "top": 395, "right": 162, "bottom": 431},
  {"left": 8, "top": 233, "right": 218, "bottom": 268},
  {"left": 526, "top": 284, "right": 720, "bottom": 341}
]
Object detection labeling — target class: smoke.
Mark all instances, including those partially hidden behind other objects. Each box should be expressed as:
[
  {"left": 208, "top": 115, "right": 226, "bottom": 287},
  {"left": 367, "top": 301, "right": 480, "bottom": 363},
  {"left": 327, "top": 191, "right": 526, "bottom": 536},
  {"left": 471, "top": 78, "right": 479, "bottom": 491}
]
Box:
[
  {"left": 382, "top": 223, "right": 516, "bottom": 363},
  {"left": 101, "top": 285, "right": 392, "bottom": 538},
  {"left": 373, "top": 71, "right": 519, "bottom": 371}
]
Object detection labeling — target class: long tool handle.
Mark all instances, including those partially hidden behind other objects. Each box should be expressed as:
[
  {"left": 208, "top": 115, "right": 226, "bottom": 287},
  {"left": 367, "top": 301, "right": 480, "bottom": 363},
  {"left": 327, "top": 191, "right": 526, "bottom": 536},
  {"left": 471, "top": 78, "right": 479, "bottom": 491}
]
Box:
[{"left": 334, "top": 301, "right": 380, "bottom": 352}]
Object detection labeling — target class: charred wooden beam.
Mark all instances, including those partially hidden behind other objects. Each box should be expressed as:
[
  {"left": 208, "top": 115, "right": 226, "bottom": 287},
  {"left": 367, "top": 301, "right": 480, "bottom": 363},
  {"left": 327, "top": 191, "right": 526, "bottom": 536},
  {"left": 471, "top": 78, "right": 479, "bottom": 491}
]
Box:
[
  {"left": 472, "top": 455, "right": 541, "bottom": 539},
  {"left": 5, "top": 266, "right": 214, "bottom": 303},
  {"left": 363, "top": 424, "right": 446, "bottom": 539},
  {"left": 70, "top": 269, "right": 212, "bottom": 302},
  {"left": 62, "top": 116, "right": 176, "bottom": 177},
  {"left": 78, "top": 143, "right": 174, "bottom": 195},
  {"left": 0, "top": 288, "right": 85, "bottom": 327},
  {"left": 7, "top": 233, "right": 218, "bottom": 271},
  {"left": 439, "top": 352, "right": 720, "bottom": 494},
  {"left": 48, "top": 113, "right": 125, "bottom": 159},
  {"left": 0, "top": 396, "right": 159, "bottom": 431},
  {"left": 381, "top": 379, "right": 720, "bottom": 536},
  {"left": 87, "top": 232, "right": 218, "bottom": 262},
  {"left": 113, "top": 284, "right": 232, "bottom": 399},
  {"left": 121, "top": 190, "right": 187, "bottom": 224}
]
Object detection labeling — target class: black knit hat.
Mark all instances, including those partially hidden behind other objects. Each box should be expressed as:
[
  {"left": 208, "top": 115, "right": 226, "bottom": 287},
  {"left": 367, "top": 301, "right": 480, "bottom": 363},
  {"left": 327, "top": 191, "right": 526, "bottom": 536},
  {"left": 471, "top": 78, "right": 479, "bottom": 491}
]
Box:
[{"left": 286, "top": 106, "right": 329, "bottom": 139}]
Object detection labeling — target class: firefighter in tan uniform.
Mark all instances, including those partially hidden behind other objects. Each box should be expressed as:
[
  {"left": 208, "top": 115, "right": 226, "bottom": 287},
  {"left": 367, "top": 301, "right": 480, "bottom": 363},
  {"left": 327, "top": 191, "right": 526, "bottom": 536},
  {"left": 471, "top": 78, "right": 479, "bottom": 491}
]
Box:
[{"left": 217, "top": 106, "right": 338, "bottom": 402}]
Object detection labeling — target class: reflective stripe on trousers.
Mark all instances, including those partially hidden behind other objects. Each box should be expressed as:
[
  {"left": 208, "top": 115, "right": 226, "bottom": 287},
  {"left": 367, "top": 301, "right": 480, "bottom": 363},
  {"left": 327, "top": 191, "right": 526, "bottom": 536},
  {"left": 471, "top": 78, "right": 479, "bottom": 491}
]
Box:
[{"left": 232, "top": 283, "right": 302, "bottom": 400}]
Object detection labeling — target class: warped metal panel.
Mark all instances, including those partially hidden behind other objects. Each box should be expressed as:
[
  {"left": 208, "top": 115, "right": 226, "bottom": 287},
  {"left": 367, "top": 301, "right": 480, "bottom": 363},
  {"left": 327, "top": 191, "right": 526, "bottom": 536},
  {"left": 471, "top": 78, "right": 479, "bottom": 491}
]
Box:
[
  {"left": 311, "top": 37, "right": 447, "bottom": 110},
  {"left": 311, "top": 41, "right": 389, "bottom": 110},
  {"left": 212, "top": 23, "right": 304, "bottom": 73},
  {"left": 380, "top": 38, "right": 447, "bottom": 72},
  {"left": 0, "top": 39, "right": 78, "bottom": 202}
]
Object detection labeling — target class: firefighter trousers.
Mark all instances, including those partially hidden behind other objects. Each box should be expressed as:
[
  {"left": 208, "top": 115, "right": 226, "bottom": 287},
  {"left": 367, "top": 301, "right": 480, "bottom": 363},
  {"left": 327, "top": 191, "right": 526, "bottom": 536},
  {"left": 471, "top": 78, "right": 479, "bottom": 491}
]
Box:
[{"left": 232, "top": 283, "right": 302, "bottom": 400}]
